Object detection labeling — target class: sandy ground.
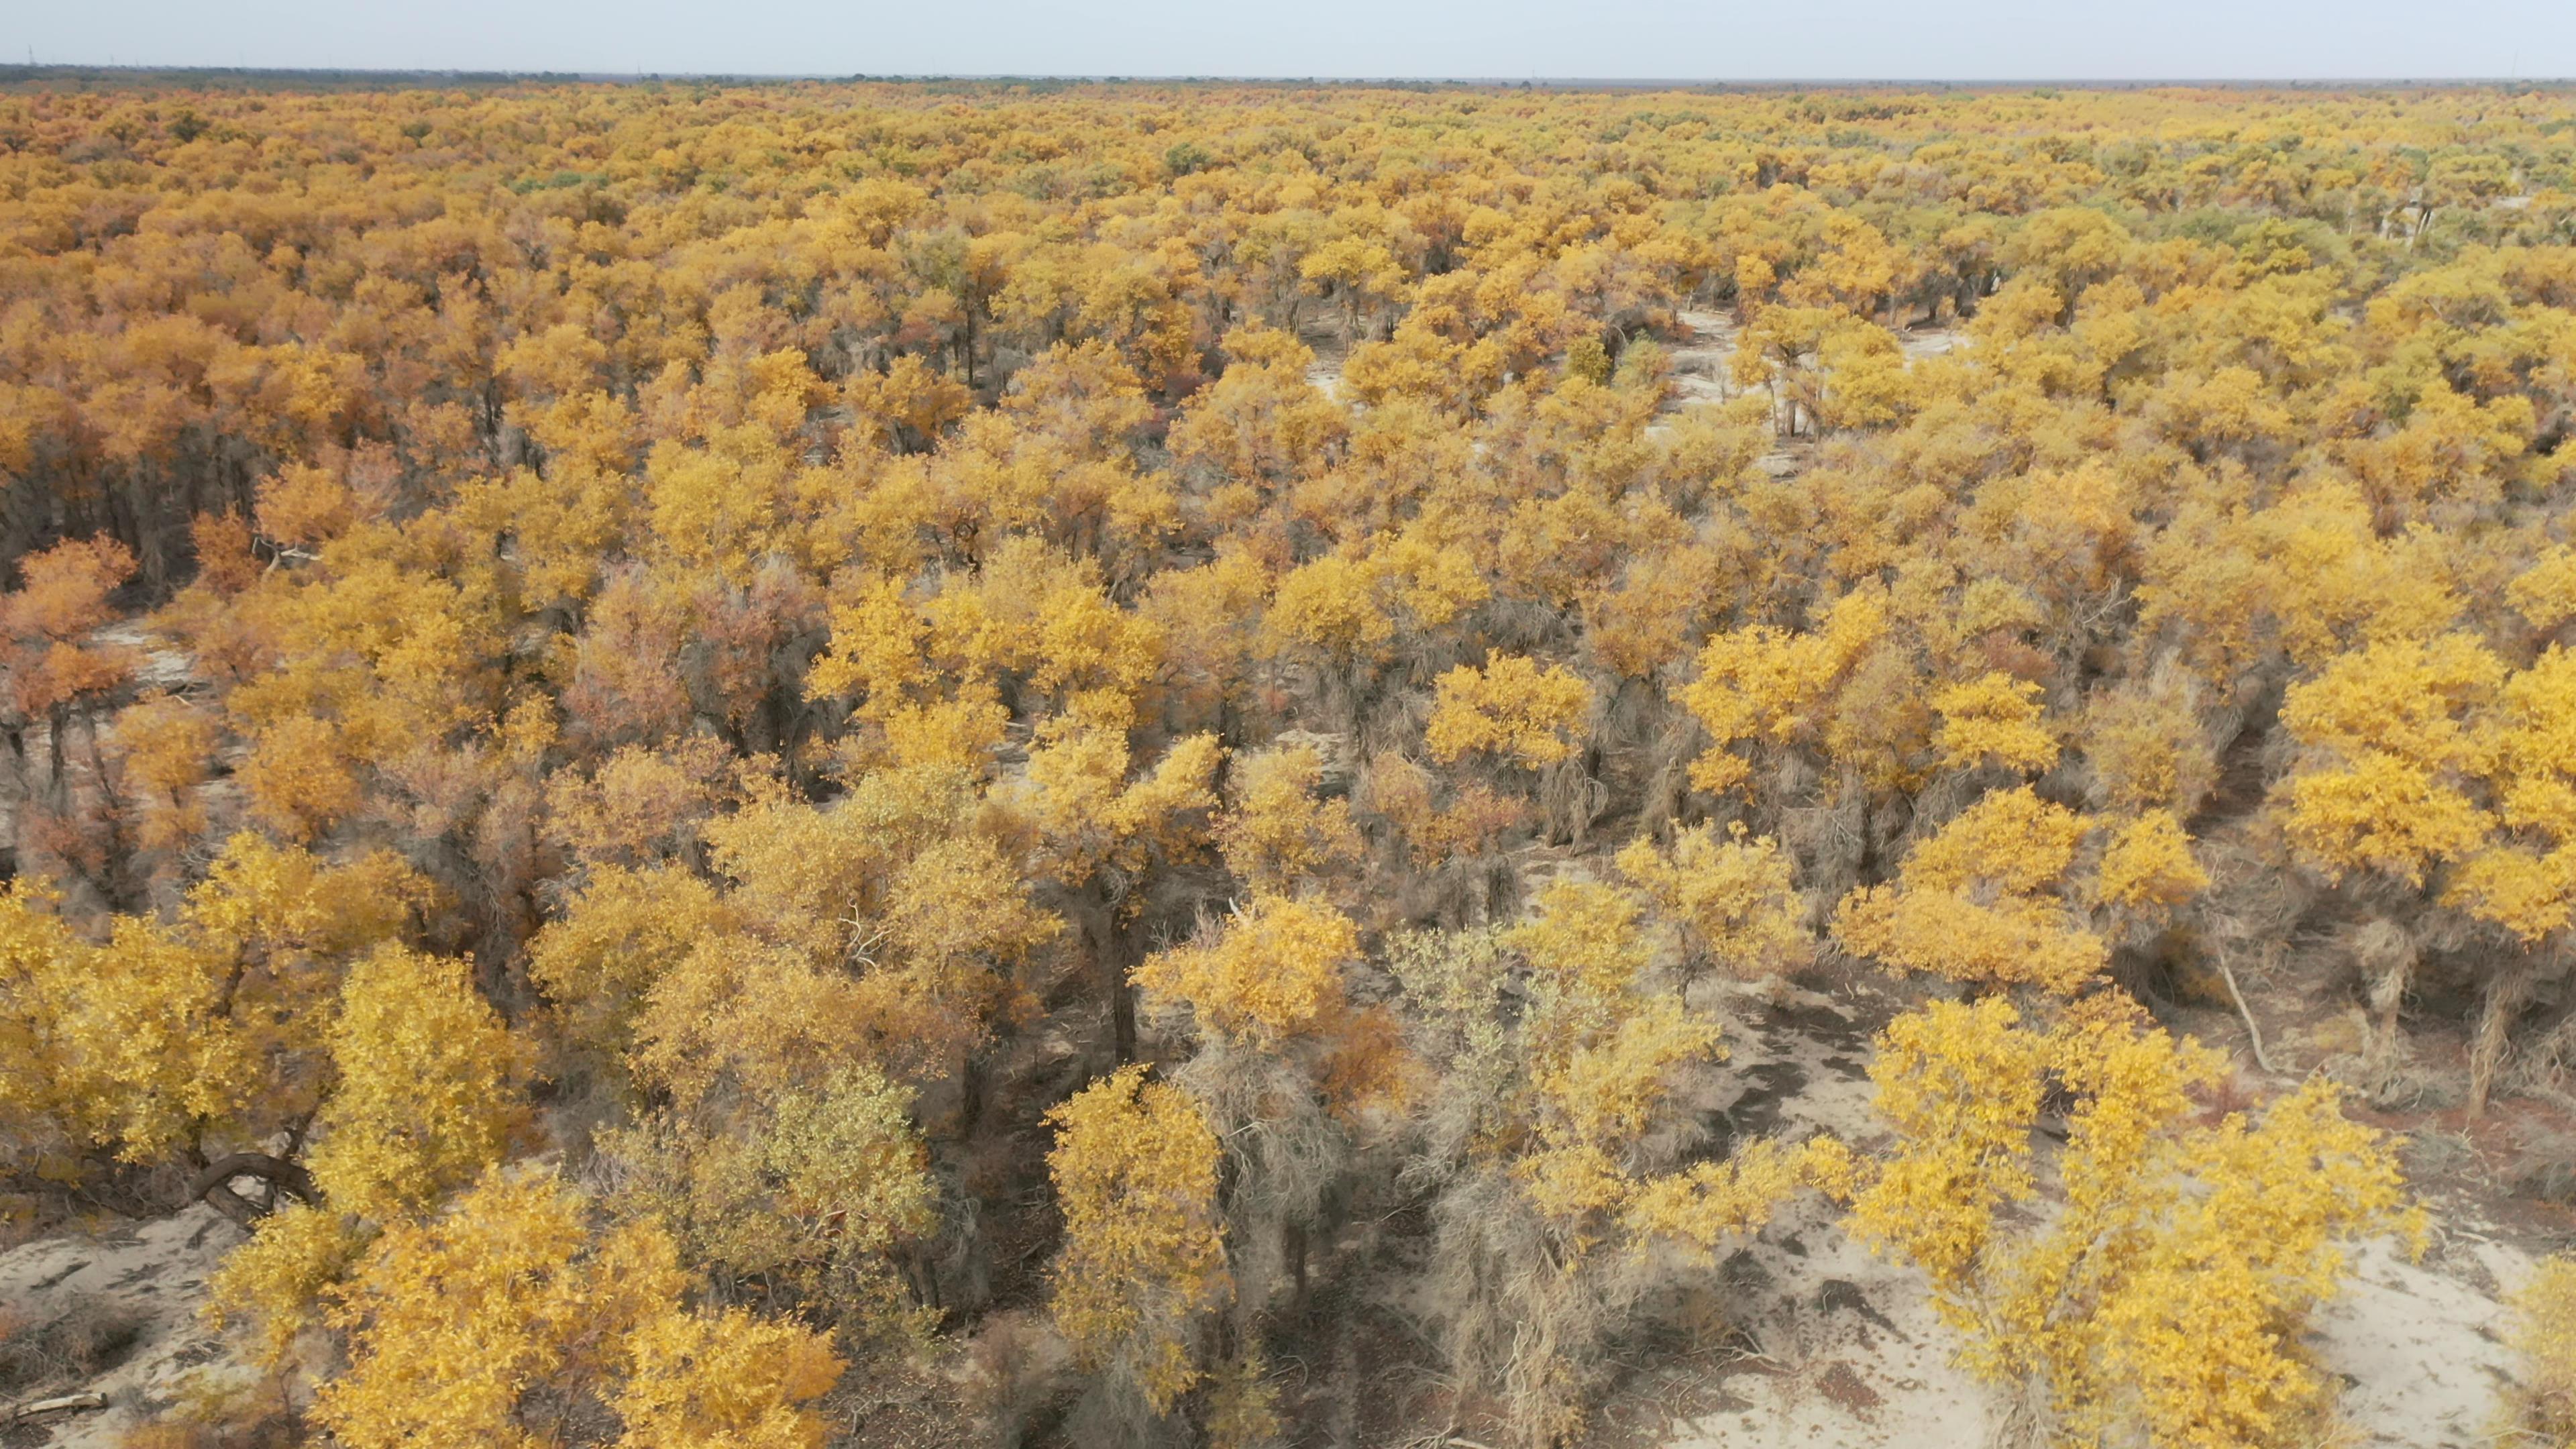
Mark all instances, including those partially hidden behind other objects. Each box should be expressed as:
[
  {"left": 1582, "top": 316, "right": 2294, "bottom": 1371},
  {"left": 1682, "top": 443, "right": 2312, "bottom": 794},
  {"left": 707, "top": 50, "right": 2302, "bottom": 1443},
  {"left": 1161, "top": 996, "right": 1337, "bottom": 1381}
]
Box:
[
  {"left": 2323, "top": 1234, "right": 2524, "bottom": 1448},
  {"left": 0, "top": 1205, "right": 257, "bottom": 1447},
  {"left": 1666, "top": 310, "right": 1741, "bottom": 410},
  {"left": 1640, "top": 983, "right": 1992, "bottom": 1449}
]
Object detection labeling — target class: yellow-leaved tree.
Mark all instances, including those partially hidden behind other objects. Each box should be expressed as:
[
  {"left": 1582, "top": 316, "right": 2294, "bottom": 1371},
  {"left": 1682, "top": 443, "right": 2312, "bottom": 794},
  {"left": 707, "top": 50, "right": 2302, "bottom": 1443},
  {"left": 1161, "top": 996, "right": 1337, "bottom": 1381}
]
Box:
[
  {"left": 206, "top": 943, "right": 534, "bottom": 1364},
  {"left": 1211, "top": 743, "right": 1364, "bottom": 895},
  {"left": 2276, "top": 631, "right": 2576, "bottom": 1110},
  {"left": 1931, "top": 671, "right": 2059, "bottom": 775},
  {"left": 1678, "top": 588, "right": 1886, "bottom": 797},
  {"left": 2437, "top": 645, "right": 2576, "bottom": 1110},
  {"left": 1134, "top": 893, "right": 1403, "bottom": 1376},
  {"left": 1394, "top": 881, "right": 1847, "bottom": 1447},
  {"left": 1425, "top": 651, "right": 1599, "bottom": 844},
  {"left": 303, "top": 945, "right": 535, "bottom": 1223},
  {"left": 0, "top": 834, "right": 440, "bottom": 1220},
  {"left": 310, "top": 1167, "right": 843, "bottom": 1449},
  {"left": 1614, "top": 822, "right": 1815, "bottom": 989},
  {"left": 1011, "top": 712, "right": 1224, "bottom": 1063},
  {"left": 2500, "top": 1252, "right": 2576, "bottom": 1446},
  {"left": 1831, "top": 787, "right": 2110, "bottom": 996},
  {"left": 1425, "top": 652, "right": 1593, "bottom": 769},
  {"left": 2278, "top": 632, "right": 2502, "bottom": 890},
  {"left": 1045, "top": 1065, "right": 1231, "bottom": 1434},
  {"left": 1841, "top": 997, "right": 2418, "bottom": 1449}
]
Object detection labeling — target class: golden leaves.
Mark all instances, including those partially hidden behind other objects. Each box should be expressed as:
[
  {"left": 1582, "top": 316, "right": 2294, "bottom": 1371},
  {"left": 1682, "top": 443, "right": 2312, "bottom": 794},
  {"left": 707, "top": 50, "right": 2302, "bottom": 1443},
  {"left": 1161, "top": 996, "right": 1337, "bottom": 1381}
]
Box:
[
  {"left": 616, "top": 1306, "right": 847, "bottom": 1449},
  {"left": 1621, "top": 1136, "right": 1855, "bottom": 1260},
  {"left": 306, "top": 945, "right": 533, "bottom": 1221},
  {"left": 1264, "top": 552, "right": 1394, "bottom": 660},
  {"left": 1844, "top": 1000, "right": 2416, "bottom": 1449},
  {"left": 1168, "top": 321, "right": 1346, "bottom": 488},
  {"left": 2082, "top": 669, "right": 2217, "bottom": 815},
  {"left": 1213, "top": 743, "right": 1363, "bottom": 892},
  {"left": 2502, "top": 1254, "right": 2576, "bottom": 1446},
  {"left": 1613, "top": 823, "right": 1813, "bottom": 981},
  {"left": 311, "top": 1169, "right": 842, "bottom": 1449},
  {"left": 2267, "top": 631, "right": 2576, "bottom": 943},
  {"left": 0, "top": 882, "right": 109, "bottom": 1146},
  {"left": 528, "top": 863, "right": 739, "bottom": 1061},
  {"left": 254, "top": 461, "right": 358, "bottom": 549},
  {"left": 1134, "top": 894, "right": 1359, "bottom": 1045},
  {"left": 21, "top": 76, "right": 2576, "bottom": 1449},
  {"left": 1015, "top": 721, "right": 1226, "bottom": 897},
  {"left": 2446, "top": 845, "right": 2576, "bottom": 945},
  {"left": 0, "top": 835, "right": 432, "bottom": 1175},
  {"left": 239, "top": 714, "right": 363, "bottom": 841},
  {"left": 2, "top": 535, "right": 137, "bottom": 647},
  {"left": 602, "top": 1065, "right": 935, "bottom": 1304},
  {"left": 758, "top": 1067, "right": 936, "bottom": 1256},
  {"left": 1931, "top": 671, "right": 2058, "bottom": 774},
  {"left": 2096, "top": 809, "right": 2210, "bottom": 914},
  {"left": 206, "top": 1201, "right": 361, "bottom": 1367},
  {"left": 1838, "top": 881, "right": 2111, "bottom": 996},
  {"left": 1507, "top": 879, "right": 1655, "bottom": 1010},
  {"left": 1424, "top": 652, "right": 1593, "bottom": 769},
  {"left": 1832, "top": 788, "right": 2108, "bottom": 996},
  {"left": 1845, "top": 999, "right": 2047, "bottom": 1287},
  {"left": 804, "top": 574, "right": 932, "bottom": 707},
  {"left": 2508, "top": 545, "right": 2576, "bottom": 633},
  {"left": 314, "top": 1170, "right": 666, "bottom": 1448},
  {"left": 1678, "top": 588, "right": 1886, "bottom": 795},
  {"left": 1046, "top": 1065, "right": 1228, "bottom": 1414},
  {"left": 1532, "top": 997, "right": 1722, "bottom": 1147},
  {"left": 1, "top": 535, "right": 139, "bottom": 718},
  {"left": 2280, "top": 632, "right": 2504, "bottom": 886}
]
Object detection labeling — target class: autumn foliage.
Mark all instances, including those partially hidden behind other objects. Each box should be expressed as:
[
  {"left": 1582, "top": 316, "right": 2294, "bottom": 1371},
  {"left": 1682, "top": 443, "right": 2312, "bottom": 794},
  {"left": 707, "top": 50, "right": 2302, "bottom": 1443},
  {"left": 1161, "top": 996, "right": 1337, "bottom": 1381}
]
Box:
[{"left": 3, "top": 72, "right": 2571, "bottom": 1447}]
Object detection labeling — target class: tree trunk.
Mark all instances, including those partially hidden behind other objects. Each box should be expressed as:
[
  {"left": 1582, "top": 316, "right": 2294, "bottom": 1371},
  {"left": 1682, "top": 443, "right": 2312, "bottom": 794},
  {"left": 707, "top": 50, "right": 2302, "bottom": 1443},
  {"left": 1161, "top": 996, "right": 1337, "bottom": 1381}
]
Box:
[
  {"left": 1076, "top": 882, "right": 1137, "bottom": 1068},
  {"left": 188, "top": 1151, "right": 321, "bottom": 1228},
  {"left": 1286, "top": 1218, "right": 1309, "bottom": 1309},
  {"left": 2470, "top": 961, "right": 2538, "bottom": 1117},
  {"left": 1108, "top": 938, "right": 1137, "bottom": 1066}
]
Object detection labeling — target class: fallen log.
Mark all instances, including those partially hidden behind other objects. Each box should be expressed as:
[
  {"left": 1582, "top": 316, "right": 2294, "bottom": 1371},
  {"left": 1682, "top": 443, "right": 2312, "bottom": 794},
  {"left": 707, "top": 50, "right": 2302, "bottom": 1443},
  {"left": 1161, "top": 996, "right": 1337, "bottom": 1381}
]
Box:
[{"left": 6, "top": 1391, "right": 109, "bottom": 1424}]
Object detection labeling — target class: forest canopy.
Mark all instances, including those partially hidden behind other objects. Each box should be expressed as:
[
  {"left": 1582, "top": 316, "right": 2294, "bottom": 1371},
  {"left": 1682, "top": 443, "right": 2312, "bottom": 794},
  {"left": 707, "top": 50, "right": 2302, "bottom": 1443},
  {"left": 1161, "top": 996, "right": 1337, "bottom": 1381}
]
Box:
[{"left": 3, "top": 74, "right": 2576, "bottom": 1448}]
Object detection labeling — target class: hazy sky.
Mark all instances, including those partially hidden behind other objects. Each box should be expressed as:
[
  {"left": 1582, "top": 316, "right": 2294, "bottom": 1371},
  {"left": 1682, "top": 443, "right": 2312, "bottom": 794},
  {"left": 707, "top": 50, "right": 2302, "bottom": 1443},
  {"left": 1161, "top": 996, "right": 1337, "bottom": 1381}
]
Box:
[{"left": 11, "top": 0, "right": 2576, "bottom": 81}]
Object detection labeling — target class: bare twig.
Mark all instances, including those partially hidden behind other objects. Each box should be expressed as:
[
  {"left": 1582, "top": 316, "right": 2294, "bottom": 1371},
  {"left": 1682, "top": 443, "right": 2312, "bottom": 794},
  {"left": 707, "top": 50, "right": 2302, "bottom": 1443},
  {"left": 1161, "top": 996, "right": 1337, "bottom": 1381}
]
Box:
[{"left": 2217, "top": 958, "right": 2277, "bottom": 1075}]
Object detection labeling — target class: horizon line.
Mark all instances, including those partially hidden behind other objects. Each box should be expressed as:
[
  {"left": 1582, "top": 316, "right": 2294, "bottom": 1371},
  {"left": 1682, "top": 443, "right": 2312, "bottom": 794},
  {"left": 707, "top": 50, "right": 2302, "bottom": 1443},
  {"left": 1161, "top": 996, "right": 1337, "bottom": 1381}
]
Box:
[{"left": 4, "top": 64, "right": 2573, "bottom": 89}]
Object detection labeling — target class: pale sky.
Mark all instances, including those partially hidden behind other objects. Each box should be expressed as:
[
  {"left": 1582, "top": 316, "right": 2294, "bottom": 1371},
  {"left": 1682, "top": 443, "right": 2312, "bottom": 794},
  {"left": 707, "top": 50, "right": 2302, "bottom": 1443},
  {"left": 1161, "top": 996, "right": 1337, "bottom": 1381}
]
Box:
[{"left": 9, "top": 0, "right": 2576, "bottom": 81}]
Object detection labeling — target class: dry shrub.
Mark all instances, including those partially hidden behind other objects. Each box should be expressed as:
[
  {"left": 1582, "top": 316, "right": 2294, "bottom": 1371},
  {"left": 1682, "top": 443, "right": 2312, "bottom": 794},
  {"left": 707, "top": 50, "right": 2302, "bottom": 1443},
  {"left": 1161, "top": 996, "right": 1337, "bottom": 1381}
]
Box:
[
  {"left": 1538, "top": 757, "right": 1607, "bottom": 847},
  {"left": 957, "top": 1310, "right": 1076, "bottom": 1448},
  {"left": 2505, "top": 1010, "right": 2576, "bottom": 1102},
  {"left": 1171, "top": 1040, "right": 1352, "bottom": 1326},
  {"left": 0, "top": 1301, "right": 146, "bottom": 1397},
  {"left": 109, "top": 1395, "right": 304, "bottom": 1449},
  {"left": 2510, "top": 1120, "right": 2576, "bottom": 1205}
]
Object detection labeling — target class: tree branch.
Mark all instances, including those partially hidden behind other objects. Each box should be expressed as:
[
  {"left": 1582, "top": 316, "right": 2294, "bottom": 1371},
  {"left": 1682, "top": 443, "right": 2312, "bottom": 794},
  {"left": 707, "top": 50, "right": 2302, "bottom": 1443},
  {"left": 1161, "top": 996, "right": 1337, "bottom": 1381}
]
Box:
[
  {"left": 187, "top": 1151, "right": 319, "bottom": 1228},
  {"left": 2217, "top": 959, "right": 2277, "bottom": 1075}
]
